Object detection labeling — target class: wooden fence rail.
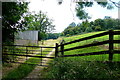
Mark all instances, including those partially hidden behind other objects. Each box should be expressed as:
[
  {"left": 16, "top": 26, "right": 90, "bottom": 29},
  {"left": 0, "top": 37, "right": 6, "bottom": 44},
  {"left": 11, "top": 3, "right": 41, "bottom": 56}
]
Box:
[
  {"left": 2, "top": 30, "right": 120, "bottom": 64},
  {"left": 3, "top": 45, "right": 55, "bottom": 48},
  {"left": 55, "top": 30, "right": 120, "bottom": 61},
  {"left": 2, "top": 45, "right": 55, "bottom": 66},
  {"left": 3, "top": 53, "right": 54, "bottom": 59},
  {"left": 58, "top": 31, "right": 109, "bottom": 46}
]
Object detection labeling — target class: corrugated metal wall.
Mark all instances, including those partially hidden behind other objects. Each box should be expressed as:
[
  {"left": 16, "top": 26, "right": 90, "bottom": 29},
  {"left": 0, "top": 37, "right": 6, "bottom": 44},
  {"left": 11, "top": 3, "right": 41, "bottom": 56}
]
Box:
[
  {"left": 15, "top": 31, "right": 38, "bottom": 45},
  {"left": 17, "top": 31, "right": 38, "bottom": 40}
]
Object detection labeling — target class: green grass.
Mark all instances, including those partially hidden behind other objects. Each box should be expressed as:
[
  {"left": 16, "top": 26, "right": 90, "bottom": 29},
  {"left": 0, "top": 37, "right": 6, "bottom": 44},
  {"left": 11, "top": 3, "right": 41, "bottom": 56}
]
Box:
[
  {"left": 2, "top": 48, "right": 54, "bottom": 79},
  {"left": 3, "top": 31, "right": 120, "bottom": 79},
  {"left": 40, "top": 30, "right": 120, "bottom": 79},
  {"left": 62, "top": 30, "right": 120, "bottom": 61},
  {"left": 43, "top": 58, "right": 120, "bottom": 79},
  {"left": 2, "top": 63, "right": 36, "bottom": 79},
  {"left": 2, "top": 47, "right": 41, "bottom": 79},
  {"left": 2, "top": 39, "right": 57, "bottom": 79}
]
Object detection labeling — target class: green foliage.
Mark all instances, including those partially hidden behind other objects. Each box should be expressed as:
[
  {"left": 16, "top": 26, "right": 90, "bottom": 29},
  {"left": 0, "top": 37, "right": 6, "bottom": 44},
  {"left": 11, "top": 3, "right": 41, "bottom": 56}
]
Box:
[
  {"left": 69, "top": 22, "right": 76, "bottom": 27},
  {"left": 46, "top": 58, "right": 120, "bottom": 79},
  {"left": 3, "top": 60, "right": 36, "bottom": 80},
  {"left": 43, "top": 31, "right": 120, "bottom": 79},
  {"left": 62, "top": 30, "right": 120, "bottom": 61},
  {"left": 46, "top": 33, "right": 60, "bottom": 40},
  {"left": 62, "top": 18, "right": 120, "bottom": 37},
  {"left": 2, "top": 47, "right": 54, "bottom": 79},
  {"left": 2, "top": 46, "right": 17, "bottom": 63},
  {"left": 76, "top": 7, "right": 91, "bottom": 20},
  {"left": 2, "top": 2, "right": 28, "bottom": 44},
  {"left": 76, "top": 1, "right": 113, "bottom": 20},
  {"left": 24, "top": 11, "right": 55, "bottom": 40},
  {"left": 38, "top": 32, "right": 47, "bottom": 40}
]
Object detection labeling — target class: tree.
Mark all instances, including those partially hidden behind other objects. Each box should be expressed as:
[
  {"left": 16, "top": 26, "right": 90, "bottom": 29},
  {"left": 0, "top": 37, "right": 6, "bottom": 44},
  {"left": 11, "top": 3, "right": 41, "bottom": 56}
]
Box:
[
  {"left": 69, "top": 22, "right": 76, "bottom": 27},
  {"left": 46, "top": 33, "right": 60, "bottom": 40},
  {"left": 76, "top": 2, "right": 93, "bottom": 20},
  {"left": 104, "top": 16, "right": 111, "bottom": 19},
  {"left": 113, "top": 19, "right": 120, "bottom": 29},
  {"left": 104, "top": 18, "right": 114, "bottom": 30},
  {"left": 24, "top": 11, "right": 55, "bottom": 40},
  {"left": 2, "top": 2, "right": 29, "bottom": 63},
  {"left": 93, "top": 19, "right": 105, "bottom": 30},
  {"left": 2, "top": 2, "right": 28, "bottom": 44},
  {"left": 56, "top": 0, "right": 115, "bottom": 21},
  {"left": 76, "top": 1, "right": 113, "bottom": 20},
  {"left": 72, "top": 1, "right": 114, "bottom": 33},
  {"left": 103, "top": 18, "right": 120, "bottom": 30},
  {"left": 62, "top": 17, "right": 120, "bottom": 36}
]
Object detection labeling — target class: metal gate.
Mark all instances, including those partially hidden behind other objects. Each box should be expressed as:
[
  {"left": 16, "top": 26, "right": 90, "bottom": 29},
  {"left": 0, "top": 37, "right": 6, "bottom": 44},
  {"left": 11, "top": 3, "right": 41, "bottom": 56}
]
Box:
[{"left": 2, "top": 45, "right": 55, "bottom": 66}]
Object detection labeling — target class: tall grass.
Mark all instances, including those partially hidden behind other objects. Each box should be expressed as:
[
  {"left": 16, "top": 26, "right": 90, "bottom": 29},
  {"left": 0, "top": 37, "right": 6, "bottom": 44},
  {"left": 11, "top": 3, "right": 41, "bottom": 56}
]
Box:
[
  {"left": 2, "top": 46, "right": 55, "bottom": 80},
  {"left": 44, "top": 58, "right": 120, "bottom": 79},
  {"left": 41, "top": 30, "right": 120, "bottom": 79},
  {"left": 2, "top": 47, "right": 54, "bottom": 79}
]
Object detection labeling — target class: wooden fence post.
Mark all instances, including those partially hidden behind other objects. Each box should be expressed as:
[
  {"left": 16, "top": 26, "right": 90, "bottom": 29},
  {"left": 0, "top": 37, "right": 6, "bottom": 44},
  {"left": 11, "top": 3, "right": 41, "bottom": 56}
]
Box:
[
  {"left": 41, "top": 47, "right": 42, "bottom": 65},
  {"left": 55, "top": 43, "right": 58, "bottom": 57},
  {"left": 61, "top": 44, "right": 64, "bottom": 56},
  {"left": 60, "top": 39, "right": 65, "bottom": 56},
  {"left": 109, "top": 30, "right": 114, "bottom": 61},
  {"left": 26, "top": 46, "right": 28, "bottom": 61},
  {"left": 13, "top": 46, "right": 15, "bottom": 62}
]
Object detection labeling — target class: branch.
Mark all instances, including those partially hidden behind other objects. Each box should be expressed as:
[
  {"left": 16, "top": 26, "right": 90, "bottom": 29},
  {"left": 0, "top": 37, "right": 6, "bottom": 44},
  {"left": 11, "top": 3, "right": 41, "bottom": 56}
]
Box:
[{"left": 109, "top": 0, "right": 120, "bottom": 8}]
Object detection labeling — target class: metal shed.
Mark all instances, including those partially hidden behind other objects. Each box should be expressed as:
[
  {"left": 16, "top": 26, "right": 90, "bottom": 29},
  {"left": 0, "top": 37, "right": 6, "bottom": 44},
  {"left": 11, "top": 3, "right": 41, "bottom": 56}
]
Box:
[{"left": 15, "top": 30, "right": 38, "bottom": 45}]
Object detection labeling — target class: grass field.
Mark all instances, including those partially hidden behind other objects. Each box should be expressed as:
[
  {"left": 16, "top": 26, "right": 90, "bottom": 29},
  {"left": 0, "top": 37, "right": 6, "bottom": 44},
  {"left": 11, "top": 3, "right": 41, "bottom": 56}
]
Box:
[
  {"left": 2, "top": 39, "right": 59, "bottom": 79},
  {"left": 41, "top": 30, "right": 120, "bottom": 79},
  {"left": 2, "top": 31, "right": 120, "bottom": 79},
  {"left": 62, "top": 30, "right": 120, "bottom": 61}
]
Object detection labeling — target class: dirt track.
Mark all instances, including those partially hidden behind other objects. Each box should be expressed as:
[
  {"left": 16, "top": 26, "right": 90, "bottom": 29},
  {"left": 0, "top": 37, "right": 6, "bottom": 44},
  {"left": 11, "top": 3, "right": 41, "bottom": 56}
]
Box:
[{"left": 23, "top": 49, "right": 55, "bottom": 79}]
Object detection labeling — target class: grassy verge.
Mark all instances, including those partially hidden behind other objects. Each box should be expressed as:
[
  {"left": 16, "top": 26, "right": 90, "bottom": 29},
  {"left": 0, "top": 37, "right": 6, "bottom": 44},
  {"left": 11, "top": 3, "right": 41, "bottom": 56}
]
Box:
[
  {"left": 2, "top": 48, "right": 44, "bottom": 79},
  {"left": 42, "top": 58, "right": 120, "bottom": 79},
  {"left": 63, "top": 30, "right": 120, "bottom": 61},
  {"left": 40, "top": 30, "right": 120, "bottom": 79},
  {"left": 2, "top": 39, "right": 57, "bottom": 80}
]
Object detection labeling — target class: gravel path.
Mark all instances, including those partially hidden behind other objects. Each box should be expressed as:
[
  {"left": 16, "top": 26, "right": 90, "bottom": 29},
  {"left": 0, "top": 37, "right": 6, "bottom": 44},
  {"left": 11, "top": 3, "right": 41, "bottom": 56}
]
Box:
[{"left": 22, "top": 49, "right": 55, "bottom": 79}]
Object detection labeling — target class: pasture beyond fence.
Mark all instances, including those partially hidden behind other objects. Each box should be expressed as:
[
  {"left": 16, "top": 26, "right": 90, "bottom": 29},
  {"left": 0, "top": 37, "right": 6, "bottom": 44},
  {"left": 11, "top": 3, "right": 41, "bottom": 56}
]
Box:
[
  {"left": 2, "top": 30, "right": 120, "bottom": 66},
  {"left": 2, "top": 45, "right": 55, "bottom": 66},
  {"left": 55, "top": 30, "right": 120, "bottom": 61}
]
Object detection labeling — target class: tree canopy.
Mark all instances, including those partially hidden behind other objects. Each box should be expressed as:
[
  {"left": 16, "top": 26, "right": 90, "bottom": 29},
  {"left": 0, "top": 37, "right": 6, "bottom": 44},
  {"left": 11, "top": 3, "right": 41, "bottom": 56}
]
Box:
[
  {"left": 24, "top": 11, "right": 55, "bottom": 40},
  {"left": 61, "top": 18, "right": 120, "bottom": 37},
  {"left": 2, "top": 1, "right": 55, "bottom": 43},
  {"left": 76, "top": 1, "right": 114, "bottom": 20},
  {"left": 57, "top": 0, "right": 115, "bottom": 20},
  {"left": 2, "top": 2, "right": 29, "bottom": 44}
]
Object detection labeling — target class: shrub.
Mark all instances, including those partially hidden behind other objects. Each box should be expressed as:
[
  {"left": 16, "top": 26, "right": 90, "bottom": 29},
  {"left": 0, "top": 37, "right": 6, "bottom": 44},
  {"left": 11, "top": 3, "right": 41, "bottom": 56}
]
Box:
[{"left": 45, "top": 58, "right": 120, "bottom": 79}]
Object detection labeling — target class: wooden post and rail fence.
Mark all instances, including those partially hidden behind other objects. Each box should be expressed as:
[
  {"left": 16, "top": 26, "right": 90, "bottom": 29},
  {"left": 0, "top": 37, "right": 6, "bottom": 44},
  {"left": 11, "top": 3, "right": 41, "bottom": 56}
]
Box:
[
  {"left": 2, "top": 30, "right": 120, "bottom": 65},
  {"left": 2, "top": 45, "right": 55, "bottom": 66},
  {"left": 55, "top": 30, "right": 120, "bottom": 61}
]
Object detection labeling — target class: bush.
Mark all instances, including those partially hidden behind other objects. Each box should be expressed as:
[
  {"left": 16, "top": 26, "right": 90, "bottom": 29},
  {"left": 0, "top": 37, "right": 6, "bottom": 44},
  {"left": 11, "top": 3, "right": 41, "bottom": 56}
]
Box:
[
  {"left": 45, "top": 58, "right": 120, "bottom": 79},
  {"left": 2, "top": 46, "right": 17, "bottom": 63}
]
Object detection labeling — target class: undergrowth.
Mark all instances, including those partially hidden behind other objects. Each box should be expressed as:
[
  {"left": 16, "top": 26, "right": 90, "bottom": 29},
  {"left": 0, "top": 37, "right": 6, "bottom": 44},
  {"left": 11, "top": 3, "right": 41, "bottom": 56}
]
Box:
[
  {"left": 2, "top": 46, "right": 54, "bottom": 80},
  {"left": 41, "top": 30, "right": 120, "bottom": 79},
  {"left": 42, "top": 58, "right": 120, "bottom": 79}
]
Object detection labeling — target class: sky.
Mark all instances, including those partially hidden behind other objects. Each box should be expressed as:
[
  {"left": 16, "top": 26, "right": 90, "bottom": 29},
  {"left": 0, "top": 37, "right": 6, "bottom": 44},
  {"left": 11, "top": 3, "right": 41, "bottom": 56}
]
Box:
[{"left": 28, "top": 0, "right": 119, "bottom": 33}]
